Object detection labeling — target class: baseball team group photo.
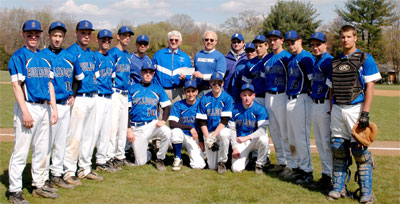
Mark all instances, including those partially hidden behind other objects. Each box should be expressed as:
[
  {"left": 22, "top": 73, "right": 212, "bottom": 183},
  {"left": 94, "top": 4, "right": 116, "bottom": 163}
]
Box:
[{"left": 0, "top": 0, "right": 399, "bottom": 203}]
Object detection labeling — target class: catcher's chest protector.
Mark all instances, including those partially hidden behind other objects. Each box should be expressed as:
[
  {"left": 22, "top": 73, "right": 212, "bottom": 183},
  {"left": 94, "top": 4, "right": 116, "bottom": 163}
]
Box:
[{"left": 331, "top": 52, "right": 366, "bottom": 104}]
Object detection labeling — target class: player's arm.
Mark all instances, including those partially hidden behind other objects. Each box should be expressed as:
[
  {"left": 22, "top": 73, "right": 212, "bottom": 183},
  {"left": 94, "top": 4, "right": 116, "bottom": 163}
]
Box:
[
  {"left": 48, "top": 80, "right": 58, "bottom": 125},
  {"left": 228, "top": 120, "right": 240, "bottom": 159},
  {"left": 212, "top": 117, "right": 229, "bottom": 138},
  {"left": 12, "top": 81, "right": 34, "bottom": 128},
  {"left": 198, "top": 119, "right": 210, "bottom": 138}
]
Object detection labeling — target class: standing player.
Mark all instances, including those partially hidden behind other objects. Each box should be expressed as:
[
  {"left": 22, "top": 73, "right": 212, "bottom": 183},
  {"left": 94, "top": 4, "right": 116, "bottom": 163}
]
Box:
[
  {"left": 64, "top": 20, "right": 100, "bottom": 186},
  {"left": 8, "top": 20, "right": 59, "bottom": 202},
  {"left": 309, "top": 32, "right": 333, "bottom": 189},
  {"left": 92, "top": 29, "right": 118, "bottom": 172},
  {"left": 41, "top": 21, "right": 82, "bottom": 189},
  {"left": 196, "top": 72, "right": 233, "bottom": 174},
  {"left": 263, "top": 30, "right": 293, "bottom": 174},
  {"left": 106, "top": 26, "right": 134, "bottom": 167},
  {"left": 126, "top": 62, "right": 172, "bottom": 170},
  {"left": 284, "top": 30, "right": 315, "bottom": 184},
  {"left": 130, "top": 34, "right": 151, "bottom": 85},
  {"left": 193, "top": 31, "right": 227, "bottom": 97},
  {"left": 229, "top": 84, "right": 269, "bottom": 174},
  {"left": 328, "top": 25, "right": 381, "bottom": 204},
  {"left": 224, "top": 33, "right": 246, "bottom": 94},
  {"left": 168, "top": 80, "right": 206, "bottom": 171},
  {"left": 152, "top": 30, "right": 193, "bottom": 103}
]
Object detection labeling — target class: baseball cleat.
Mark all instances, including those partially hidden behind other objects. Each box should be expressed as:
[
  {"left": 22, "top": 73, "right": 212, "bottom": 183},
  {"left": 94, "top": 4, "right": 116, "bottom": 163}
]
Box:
[
  {"left": 50, "top": 176, "right": 75, "bottom": 189},
  {"left": 64, "top": 176, "right": 82, "bottom": 186},
  {"left": 156, "top": 159, "right": 166, "bottom": 171},
  {"left": 107, "top": 159, "right": 122, "bottom": 171},
  {"left": 217, "top": 162, "right": 227, "bottom": 174},
  {"left": 278, "top": 167, "right": 293, "bottom": 178},
  {"left": 32, "top": 187, "right": 59, "bottom": 199},
  {"left": 295, "top": 171, "right": 314, "bottom": 184},
  {"left": 115, "top": 158, "right": 135, "bottom": 167},
  {"left": 268, "top": 164, "right": 286, "bottom": 173},
  {"left": 172, "top": 157, "right": 183, "bottom": 171},
  {"left": 8, "top": 191, "right": 29, "bottom": 204},
  {"left": 43, "top": 181, "right": 58, "bottom": 193},
  {"left": 96, "top": 163, "right": 118, "bottom": 173},
  {"left": 255, "top": 164, "right": 264, "bottom": 175},
  {"left": 79, "top": 171, "right": 104, "bottom": 181}
]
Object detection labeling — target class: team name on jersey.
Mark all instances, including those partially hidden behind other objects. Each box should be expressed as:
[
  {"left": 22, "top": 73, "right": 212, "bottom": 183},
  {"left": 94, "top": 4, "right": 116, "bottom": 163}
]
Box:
[
  {"left": 116, "top": 64, "right": 130, "bottom": 72},
  {"left": 313, "top": 72, "right": 325, "bottom": 82},
  {"left": 53, "top": 67, "right": 73, "bottom": 78},
  {"left": 80, "top": 62, "right": 95, "bottom": 71},
  {"left": 27, "top": 67, "right": 51, "bottom": 78},
  {"left": 235, "top": 119, "right": 256, "bottom": 129},
  {"left": 197, "top": 58, "right": 215, "bottom": 63},
  {"left": 207, "top": 108, "right": 222, "bottom": 116},
  {"left": 131, "top": 97, "right": 158, "bottom": 106},
  {"left": 289, "top": 66, "right": 301, "bottom": 76},
  {"left": 268, "top": 65, "right": 286, "bottom": 74},
  {"left": 99, "top": 67, "right": 113, "bottom": 77},
  {"left": 179, "top": 116, "right": 195, "bottom": 124}
]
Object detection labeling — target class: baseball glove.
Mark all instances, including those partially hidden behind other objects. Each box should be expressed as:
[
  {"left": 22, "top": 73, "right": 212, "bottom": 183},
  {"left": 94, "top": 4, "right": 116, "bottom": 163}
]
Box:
[
  {"left": 351, "top": 121, "right": 378, "bottom": 146},
  {"left": 205, "top": 135, "right": 217, "bottom": 149}
]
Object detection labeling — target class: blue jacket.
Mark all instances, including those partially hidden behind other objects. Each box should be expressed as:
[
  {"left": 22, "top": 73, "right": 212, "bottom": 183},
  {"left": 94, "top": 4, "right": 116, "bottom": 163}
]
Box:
[{"left": 224, "top": 50, "right": 247, "bottom": 93}]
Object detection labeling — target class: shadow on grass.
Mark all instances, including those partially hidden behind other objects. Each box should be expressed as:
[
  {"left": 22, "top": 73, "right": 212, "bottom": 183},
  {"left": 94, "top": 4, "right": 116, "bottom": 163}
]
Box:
[{"left": 0, "top": 163, "right": 34, "bottom": 198}]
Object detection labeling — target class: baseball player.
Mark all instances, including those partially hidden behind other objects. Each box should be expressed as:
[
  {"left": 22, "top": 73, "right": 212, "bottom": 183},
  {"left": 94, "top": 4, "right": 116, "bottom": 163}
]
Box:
[
  {"left": 152, "top": 30, "right": 193, "bottom": 103},
  {"left": 230, "top": 42, "right": 256, "bottom": 102},
  {"left": 229, "top": 84, "right": 269, "bottom": 174},
  {"left": 168, "top": 80, "right": 206, "bottom": 171},
  {"left": 8, "top": 20, "right": 59, "bottom": 202},
  {"left": 130, "top": 34, "right": 151, "bottom": 85},
  {"left": 193, "top": 31, "right": 227, "bottom": 97},
  {"left": 309, "top": 32, "right": 333, "bottom": 189},
  {"left": 328, "top": 25, "right": 381, "bottom": 204},
  {"left": 64, "top": 20, "right": 101, "bottom": 186},
  {"left": 92, "top": 29, "right": 118, "bottom": 173},
  {"left": 41, "top": 21, "right": 81, "bottom": 190},
  {"left": 126, "top": 61, "right": 172, "bottom": 170},
  {"left": 106, "top": 26, "right": 135, "bottom": 167},
  {"left": 196, "top": 72, "right": 233, "bottom": 174},
  {"left": 284, "top": 30, "right": 315, "bottom": 184},
  {"left": 224, "top": 33, "right": 247, "bottom": 94},
  {"left": 263, "top": 30, "right": 294, "bottom": 174}
]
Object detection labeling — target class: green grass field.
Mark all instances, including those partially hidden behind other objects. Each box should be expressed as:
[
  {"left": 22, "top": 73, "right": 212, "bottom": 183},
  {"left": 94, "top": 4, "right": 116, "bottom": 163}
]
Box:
[
  {"left": 0, "top": 71, "right": 10, "bottom": 82},
  {"left": 0, "top": 142, "right": 399, "bottom": 204},
  {"left": 375, "top": 84, "right": 400, "bottom": 90}
]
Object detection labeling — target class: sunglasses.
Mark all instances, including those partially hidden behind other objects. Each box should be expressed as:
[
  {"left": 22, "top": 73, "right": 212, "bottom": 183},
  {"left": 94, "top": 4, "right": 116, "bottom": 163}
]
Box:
[
  {"left": 245, "top": 49, "right": 255, "bottom": 53},
  {"left": 231, "top": 40, "right": 241, "bottom": 44},
  {"left": 169, "top": 39, "right": 179, "bottom": 43},
  {"left": 211, "top": 81, "right": 223, "bottom": 86},
  {"left": 138, "top": 42, "right": 149, "bottom": 46},
  {"left": 204, "top": 38, "right": 215, "bottom": 43}
]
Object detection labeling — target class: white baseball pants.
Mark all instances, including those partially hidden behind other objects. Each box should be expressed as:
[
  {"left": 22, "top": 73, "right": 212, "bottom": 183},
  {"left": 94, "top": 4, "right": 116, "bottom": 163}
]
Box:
[
  {"left": 204, "top": 128, "right": 230, "bottom": 170},
  {"left": 331, "top": 103, "right": 362, "bottom": 141},
  {"left": 171, "top": 128, "right": 206, "bottom": 169},
  {"left": 107, "top": 92, "right": 128, "bottom": 161},
  {"left": 93, "top": 96, "right": 112, "bottom": 165}
]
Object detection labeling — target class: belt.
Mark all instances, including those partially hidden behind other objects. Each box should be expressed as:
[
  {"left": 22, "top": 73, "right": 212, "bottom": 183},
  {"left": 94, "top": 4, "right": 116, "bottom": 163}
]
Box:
[
  {"left": 76, "top": 92, "right": 96, "bottom": 98},
  {"left": 114, "top": 89, "right": 128, "bottom": 95},
  {"left": 288, "top": 92, "right": 310, "bottom": 100},
  {"left": 56, "top": 99, "right": 68, "bottom": 105},
  {"left": 28, "top": 100, "right": 47, "bottom": 104},
  {"left": 267, "top": 91, "right": 285, "bottom": 95},
  {"left": 256, "top": 93, "right": 265, "bottom": 98},
  {"left": 313, "top": 99, "right": 325, "bottom": 104},
  {"left": 130, "top": 121, "right": 151, "bottom": 127},
  {"left": 98, "top": 94, "right": 112, "bottom": 98}
]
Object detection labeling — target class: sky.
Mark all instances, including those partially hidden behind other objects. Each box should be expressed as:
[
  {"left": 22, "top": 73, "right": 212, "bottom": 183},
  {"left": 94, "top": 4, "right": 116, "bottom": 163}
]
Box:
[{"left": 0, "top": 0, "right": 347, "bottom": 30}]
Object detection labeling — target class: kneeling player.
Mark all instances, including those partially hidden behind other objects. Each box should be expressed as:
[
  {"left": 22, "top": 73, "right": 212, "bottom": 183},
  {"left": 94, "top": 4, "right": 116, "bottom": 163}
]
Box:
[
  {"left": 229, "top": 84, "right": 269, "bottom": 174},
  {"left": 168, "top": 80, "right": 206, "bottom": 171},
  {"left": 126, "top": 62, "right": 172, "bottom": 171}
]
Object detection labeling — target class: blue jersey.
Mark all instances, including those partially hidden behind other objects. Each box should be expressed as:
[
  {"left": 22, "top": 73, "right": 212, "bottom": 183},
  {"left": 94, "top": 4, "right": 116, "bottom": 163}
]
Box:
[
  {"left": 128, "top": 83, "right": 172, "bottom": 123},
  {"left": 286, "top": 50, "right": 315, "bottom": 96},
  {"left": 168, "top": 99, "right": 199, "bottom": 137},
  {"left": 230, "top": 59, "right": 248, "bottom": 102},
  {"left": 8, "top": 47, "right": 53, "bottom": 102},
  {"left": 108, "top": 47, "right": 131, "bottom": 91},
  {"left": 194, "top": 49, "right": 227, "bottom": 88},
  {"left": 230, "top": 102, "right": 269, "bottom": 137},
  {"left": 310, "top": 52, "right": 333, "bottom": 99},
  {"left": 242, "top": 54, "right": 272, "bottom": 96},
  {"left": 66, "top": 43, "right": 98, "bottom": 94},
  {"left": 196, "top": 91, "right": 233, "bottom": 132},
  {"left": 152, "top": 48, "right": 193, "bottom": 89},
  {"left": 41, "top": 48, "right": 83, "bottom": 100},
  {"left": 224, "top": 51, "right": 247, "bottom": 92},
  {"left": 130, "top": 53, "right": 151, "bottom": 85},
  {"left": 95, "top": 51, "right": 115, "bottom": 95},
  {"left": 264, "top": 50, "right": 291, "bottom": 93},
  {"left": 328, "top": 49, "right": 381, "bottom": 104}
]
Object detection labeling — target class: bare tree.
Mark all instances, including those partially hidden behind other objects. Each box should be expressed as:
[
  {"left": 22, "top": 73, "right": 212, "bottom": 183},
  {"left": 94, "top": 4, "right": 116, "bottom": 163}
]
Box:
[{"left": 167, "top": 14, "right": 195, "bottom": 34}]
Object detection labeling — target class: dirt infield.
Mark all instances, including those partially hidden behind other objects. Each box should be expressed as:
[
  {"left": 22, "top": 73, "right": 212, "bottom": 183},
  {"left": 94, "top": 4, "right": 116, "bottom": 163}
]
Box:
[{"left": 374, "top": 89, "right": 400, "bottom": 97}]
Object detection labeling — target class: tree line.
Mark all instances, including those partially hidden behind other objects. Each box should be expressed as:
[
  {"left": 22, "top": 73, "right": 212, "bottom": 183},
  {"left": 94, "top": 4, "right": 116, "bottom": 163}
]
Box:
[{"left": 0, "top": 0, "right": 398, "bottom": 72}]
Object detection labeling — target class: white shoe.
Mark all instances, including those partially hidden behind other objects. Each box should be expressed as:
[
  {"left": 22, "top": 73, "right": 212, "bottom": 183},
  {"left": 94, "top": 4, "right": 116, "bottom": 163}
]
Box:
[{"left": 172, "top": 157, "right": 183, "bottom": 171}]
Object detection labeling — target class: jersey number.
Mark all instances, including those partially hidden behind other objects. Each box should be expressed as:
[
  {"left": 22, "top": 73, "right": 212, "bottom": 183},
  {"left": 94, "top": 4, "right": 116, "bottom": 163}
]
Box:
[
  {"left": 65, "top": 81, "right": 71, "bottom": 91},
  {"left": 147, "top": 109, "right": 156, "bottom": 117}
]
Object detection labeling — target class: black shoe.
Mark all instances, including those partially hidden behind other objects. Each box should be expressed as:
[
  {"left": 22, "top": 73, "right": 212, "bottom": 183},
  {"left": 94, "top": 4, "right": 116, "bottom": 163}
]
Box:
[
  {"left": 311, "top": 173, "right": 332, "bottom": 190},
  {"left": 9, "top": 191, "right": 29, "bottom": 204},
  {"left": 295, "top": 171, "right": 314, "bottom": 184},
  {"left": 217, "top": 162, "right": 226, "bottom": 174},
  {"left": 108, "top": 159, "right": 122, "bottom": 171},
  {"left": 284, "top": 168, "right": 303, "bottom": 180},
  {"left": 50, "top": 176, "right": 75, "bottom": 189}
]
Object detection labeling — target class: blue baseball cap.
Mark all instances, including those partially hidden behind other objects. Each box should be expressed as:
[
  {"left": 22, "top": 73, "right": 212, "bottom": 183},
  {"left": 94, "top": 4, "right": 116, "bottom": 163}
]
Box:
[
  {"left": 76, "top": 20, "right": 94, "bottom": 31},
  {"left": 97, "top": 29, "right": 113, "bottom": 39},
  {"left": 285, "top": 30, "right": 301, "bottom": 41},
  {"left": 211, "top": 72, "right": 224, "bottom": 81},
  {"left": 267, "top": 30, "right": 283, "bottom": 39},
  {"left": 310, "top": 32, "right": 327, "bottom": 43},
  {"left": 241, "top": 84, "right": 255, "bottom": 92},
  {"left": 136, "top": 35, "right": 149, "bottom": 43},
  {"left": 184, "top": 80, "right": 197, "bottom": 90},
  {"left": 22, "top": 20, "right": 42, "bottom": 32},
  {"left": 231, "top": 33, "right": 244, "bottom": 41},
  {"left": 252, "top": 35, "right": 266, "bottom": 43},
  {"left": 141, "top": 61, "right": 155, "bottom": 71},
  {"left": 118, "top": 26, "right": 134, "bottom": 35},
  {"left": 244, "top": 42, "right": 255, "bottom": 51},
  {"left": 49, "top": 21, "right": 67, "bottom": 33}
]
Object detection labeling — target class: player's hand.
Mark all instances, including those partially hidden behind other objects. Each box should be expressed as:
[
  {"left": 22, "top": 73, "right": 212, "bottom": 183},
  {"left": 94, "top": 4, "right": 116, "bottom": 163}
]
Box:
[
  {"left": 22, "top": 111, "right": 34, "bottom": 128},
  {"left": 50, "top": 110, "right": 58, "bottom": 126},
  {"left": 359, "top": 111, "right": 370, "bottom": 128},
  {"left": 67, "top": 96, "right": 75, "bottom": 106},
  {"left": 198, "top": 142, "right": 205, "bottom": 152},
  {"left": 192, "top": 71, "right": 203, "bottom": 79},
  {"left": 190, "top": 128, "right": 198, "bottom": 141},
  {"left": 179, "top": 73, "right": 186, "bottom": 80},
  {"left": 127, "top": 128, "right": 135, "bottom": 142},
  {"left": 237, "top": 136, "right": 250, "bottom": 143},
  {"left": 232, "top": 148, "right": 240, "bottom": 159},
  {"left": 156, "top": 120, "right": 166, "bottom": 127}
]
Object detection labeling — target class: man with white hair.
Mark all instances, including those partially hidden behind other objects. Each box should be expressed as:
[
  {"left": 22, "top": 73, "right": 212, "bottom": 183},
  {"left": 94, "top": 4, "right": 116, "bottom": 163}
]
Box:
[
  {"left": 152, "top": 30, "right": 193, "bottom": 103},
  {"left": 193, "top": 30, "right": 227, "bottom": 97}
]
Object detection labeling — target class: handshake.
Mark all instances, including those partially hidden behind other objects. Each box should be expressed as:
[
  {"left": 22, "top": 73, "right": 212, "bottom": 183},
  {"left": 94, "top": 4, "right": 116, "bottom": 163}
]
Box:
[{"left": 205, "top": 135, "right": 219, "bottom": 152}]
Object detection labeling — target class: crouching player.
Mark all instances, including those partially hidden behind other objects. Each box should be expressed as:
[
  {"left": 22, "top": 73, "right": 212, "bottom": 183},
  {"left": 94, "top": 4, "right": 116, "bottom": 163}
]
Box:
[
  {"left": 126, "top": 62, "right": 172, "bottom": 171},
  {"left": 168, "top": 80, "right": 206, "bottom": 171},
  {"left": 229, "top": 84, "right": 269, "bottom": 174}
]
